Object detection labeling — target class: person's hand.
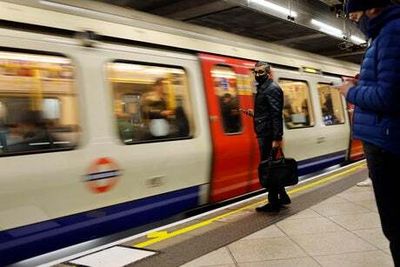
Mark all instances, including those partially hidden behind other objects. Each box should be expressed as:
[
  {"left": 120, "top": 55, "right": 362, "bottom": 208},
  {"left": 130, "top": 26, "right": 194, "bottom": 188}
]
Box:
[
  {"left": 161, "top": 110, "right": 174, "bottom": 117},
  {"left": 337, "top": 79, "right": 356, "bottom": 97},
  {"left": 272, "top": 140, "right": 282, "bottom": 148},
  {"left": 240, "top": 108, "right": 254, "bottom": 117}
]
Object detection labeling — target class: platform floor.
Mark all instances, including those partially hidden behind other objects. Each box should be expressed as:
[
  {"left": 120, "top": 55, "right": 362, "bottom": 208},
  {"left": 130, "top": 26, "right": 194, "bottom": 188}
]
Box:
[{"left": 181, "top": 182, "right": 392, "bottom": 267}]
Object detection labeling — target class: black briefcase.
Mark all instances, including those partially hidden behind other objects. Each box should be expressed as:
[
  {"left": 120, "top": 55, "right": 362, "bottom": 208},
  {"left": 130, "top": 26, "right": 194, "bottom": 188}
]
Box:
[{"left": 258, "top": 148, "right": 298, "bottom": 190}]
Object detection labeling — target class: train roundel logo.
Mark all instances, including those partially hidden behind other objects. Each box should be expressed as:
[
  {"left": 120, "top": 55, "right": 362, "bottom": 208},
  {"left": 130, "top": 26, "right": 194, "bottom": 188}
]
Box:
[{"left": 85, "top": 157, "right": 122, "bottom": 194}]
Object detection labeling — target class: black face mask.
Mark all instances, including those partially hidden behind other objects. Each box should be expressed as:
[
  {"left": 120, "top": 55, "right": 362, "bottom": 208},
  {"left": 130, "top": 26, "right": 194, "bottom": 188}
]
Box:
[
  {"left": 357, "top": 13, "right": 370, "bottom": 37},
  {"left": 255, "top": 74, "right": 268, "bottom": 84}
]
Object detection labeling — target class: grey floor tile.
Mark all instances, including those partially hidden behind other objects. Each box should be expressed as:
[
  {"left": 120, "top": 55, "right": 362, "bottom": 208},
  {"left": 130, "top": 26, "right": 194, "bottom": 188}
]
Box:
[
  {"left": 228, "top": 236, "right": 306, "bottom": 263},
  {"left": 180, "top": 247, "right": 235, "bottom": 267},
  {"left": 286, "top": 209, "right": 322, "bottom": 220},
  {"left": 290, "top": 231, "right": 376, "bottom": 256},
  {"left": 311, "top": 201, "right": 370, "bottom": 217},
  {"left": 238, "top": 257, "right": 321, "bottom": 267},
  {"left": 242, "top": 225, "right": 286, "bottom": 240},
  {"left": 343, "top": 185, "right": 372, "bottom": 193},
  {"left": 314, "top": 250, "right": 393, "bottom": 267},
  {"left": 316, "top": 196, "right": 349, "bottom": 205},
  {"left": 277, "top": 217, "right": 344, "bottom": 235},
  {"left": 353, "top": 228, "right": 390, "bottom": 251},
  {"left": 353, "top": 199, "right": 379, "bottom": 212},
  {"left": 328, "top": 212, "right": 381, "bottom": 231},
  {"left": 337, "top": 190, "right": 375, "bottom": 202}
]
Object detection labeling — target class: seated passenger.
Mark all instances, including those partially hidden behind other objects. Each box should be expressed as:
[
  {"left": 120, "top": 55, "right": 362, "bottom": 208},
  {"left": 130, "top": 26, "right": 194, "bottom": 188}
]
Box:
[
  {"left": 116, "top": 113, "right": 134, "bottom": 141},
  {"left": 6, "top": 110, "right": 55, "bottom": 153}
]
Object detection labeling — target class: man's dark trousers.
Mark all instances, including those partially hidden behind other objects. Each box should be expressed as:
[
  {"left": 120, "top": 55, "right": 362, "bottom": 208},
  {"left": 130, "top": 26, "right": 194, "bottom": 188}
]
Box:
[
  {"left": 363, "top": 142, "right": 400, "bottom": 266},
  {"left": 257, "top": 135, "right": 284, "bottom": 208}
]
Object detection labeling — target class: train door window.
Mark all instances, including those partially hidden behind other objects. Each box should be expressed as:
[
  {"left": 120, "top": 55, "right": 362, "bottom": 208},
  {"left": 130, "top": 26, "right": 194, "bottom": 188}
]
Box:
[
  {"left": 0, "top": 51, "right": 79, "bottom": 156},
  {"left": 211, "top": 65, "right": 242, "bottom": 134},
  {"left": 108, "top": 62, "right": 193, "bottom": 144},
  {"left": 279, "top": 79, "right": 315, "bottom": 129},
  {"left": 317, "top": 83, "right": 345, "bottom": 126}
]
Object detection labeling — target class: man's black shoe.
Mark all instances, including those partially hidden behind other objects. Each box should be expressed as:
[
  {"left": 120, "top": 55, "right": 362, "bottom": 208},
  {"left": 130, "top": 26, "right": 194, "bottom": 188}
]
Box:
[
  {"left": 280, "top": 193, "right": 291, "bottom": 205},
  {"left": 255, "top": 203, "right": 280, "bottom": 212}
]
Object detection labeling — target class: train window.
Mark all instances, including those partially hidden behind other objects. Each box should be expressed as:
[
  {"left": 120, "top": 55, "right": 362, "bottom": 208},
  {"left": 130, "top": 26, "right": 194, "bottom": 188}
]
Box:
[
  {"left": 211, "top": 65, "right": 242, "bottom": 134},
  {"left": 317, "top": 83, "right": 345, "bottom": 126},
  {"left": 108, "top": 62, "right": 193, "bottom": 144},
  {"left": 0, "top": 51, "right": 79, "bottom": 156},
  {"left": 279, "top": 79, "right": 315, "bottom": 129}
]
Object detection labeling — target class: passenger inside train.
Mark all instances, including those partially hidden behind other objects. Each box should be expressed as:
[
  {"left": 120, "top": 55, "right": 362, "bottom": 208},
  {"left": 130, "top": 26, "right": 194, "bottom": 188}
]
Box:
[
  {"left": 219, "top": 93, "right": 240, "bottom": 133},
  {"left": 143, "top": 78, "right": 173, "bottom": 120},
  {"left": 212, "top": 65, "right": 242, "bottom": 134},
  {"left": 110, "top": 63, "right": 191, "bottom": 143},
  {"left": 142, "top": 78, "right": 175, "bottom": 137},
  {"left": 280, "top": 80, "right": 314, "bottom": 129},
  {"left": 318, "top": 83, "right": 345, "bottom": 126}
]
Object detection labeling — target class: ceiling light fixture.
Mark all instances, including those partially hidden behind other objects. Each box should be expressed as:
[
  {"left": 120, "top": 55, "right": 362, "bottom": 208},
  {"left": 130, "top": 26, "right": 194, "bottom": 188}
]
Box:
[
  {"left": 311, "top": 19, "right": 344, "bottom": 38},
  {"left": 350, "top": 35, "right": 366, "bottom": 45},
  {"left": 250, "top": 0, "right": 297, "bottom": 18}
]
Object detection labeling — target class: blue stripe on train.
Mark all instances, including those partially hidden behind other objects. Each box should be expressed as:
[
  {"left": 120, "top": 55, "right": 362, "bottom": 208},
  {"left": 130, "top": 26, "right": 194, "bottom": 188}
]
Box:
[
  {"left": 0, "top": 186, "right": 199, "bottom": 266},
  {"left": 297, "top": 150, "right": 347, "bottom": 176}
]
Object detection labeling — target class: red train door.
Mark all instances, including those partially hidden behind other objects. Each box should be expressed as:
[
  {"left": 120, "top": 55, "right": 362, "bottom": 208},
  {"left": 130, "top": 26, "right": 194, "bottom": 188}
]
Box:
[{"left": 199, "top": 53, "right": 261, "bottom": 202}]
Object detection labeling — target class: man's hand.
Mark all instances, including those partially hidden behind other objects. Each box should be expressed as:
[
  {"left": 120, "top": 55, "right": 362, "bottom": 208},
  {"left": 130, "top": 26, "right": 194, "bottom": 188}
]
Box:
[
  {"left": 272, "top": 140, "right": 282, "bottom": 148},
  {"left": 337, "top": 79, "right": 356, "bottom": 97},
  {"left": 240, "top": 108, "right": 254, "bottom": 117}
]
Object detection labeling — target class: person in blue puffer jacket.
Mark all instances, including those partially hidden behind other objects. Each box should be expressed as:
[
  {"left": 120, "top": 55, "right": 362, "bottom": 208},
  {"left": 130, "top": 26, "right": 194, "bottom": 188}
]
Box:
[{"left": 340, "top": 1, "right": 400, "bottom": 265}]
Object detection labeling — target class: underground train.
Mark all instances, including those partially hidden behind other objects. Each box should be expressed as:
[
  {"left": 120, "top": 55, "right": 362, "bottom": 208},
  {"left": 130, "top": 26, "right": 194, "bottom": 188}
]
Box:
[{"left": 0, "top": 0, "right": 364, "bottom": 264}]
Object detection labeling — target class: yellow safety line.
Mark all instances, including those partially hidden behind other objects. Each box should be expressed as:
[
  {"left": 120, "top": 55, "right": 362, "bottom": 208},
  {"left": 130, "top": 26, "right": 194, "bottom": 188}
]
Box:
[{"left": 134, "top": 161, "right": 366, "bottom": 248}]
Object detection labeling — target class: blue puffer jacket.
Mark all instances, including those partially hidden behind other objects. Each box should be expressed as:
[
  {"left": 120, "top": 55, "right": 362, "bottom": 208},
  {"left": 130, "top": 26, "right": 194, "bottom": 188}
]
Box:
[{"left": 347, "top": 5, "right": 400, "bottom": 156}]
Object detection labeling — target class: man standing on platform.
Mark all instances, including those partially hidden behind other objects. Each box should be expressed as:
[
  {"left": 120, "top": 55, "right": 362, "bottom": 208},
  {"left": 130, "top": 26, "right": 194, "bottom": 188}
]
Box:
[
  {"left": 243, "top": 61, "right": 290, "bottom": 212},
  {"left": 340, "top": 1, "right": 400, "bottom": 265}
]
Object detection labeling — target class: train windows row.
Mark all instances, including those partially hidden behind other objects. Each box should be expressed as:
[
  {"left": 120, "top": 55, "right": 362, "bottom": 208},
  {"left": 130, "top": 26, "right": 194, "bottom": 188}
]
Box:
[
  {"left": 281, "top": 79, "right": 345, "bottom": 129},
  {"left": 0, "top": 50, "right": 346, "bottom": 156},
  {"left": 0, "top": 51, "right": 195, "bottom": 156}
]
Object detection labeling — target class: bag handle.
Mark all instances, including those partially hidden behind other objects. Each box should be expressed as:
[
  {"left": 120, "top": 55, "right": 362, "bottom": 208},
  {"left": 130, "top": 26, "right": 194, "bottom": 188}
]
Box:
[{"left": 270, "top": 146, "right": 284, "bottom": 160}]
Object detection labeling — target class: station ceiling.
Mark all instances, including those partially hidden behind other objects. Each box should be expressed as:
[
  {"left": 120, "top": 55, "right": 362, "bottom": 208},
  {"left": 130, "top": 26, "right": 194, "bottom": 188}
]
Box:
[{"left": 98, "top": 0, "right": 366, "bottom": 64}]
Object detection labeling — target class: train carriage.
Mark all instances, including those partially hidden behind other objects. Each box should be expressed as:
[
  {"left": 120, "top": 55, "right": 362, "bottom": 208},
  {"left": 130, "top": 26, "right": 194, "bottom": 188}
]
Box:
[{"left": 0, "top": 0, "right": 363, "bottom": 264}]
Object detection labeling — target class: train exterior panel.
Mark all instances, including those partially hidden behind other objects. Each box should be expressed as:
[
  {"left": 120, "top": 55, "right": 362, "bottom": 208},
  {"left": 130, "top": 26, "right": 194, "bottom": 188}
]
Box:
[{"left": 0, "top": 0, "right": 363, "bottom": 264}]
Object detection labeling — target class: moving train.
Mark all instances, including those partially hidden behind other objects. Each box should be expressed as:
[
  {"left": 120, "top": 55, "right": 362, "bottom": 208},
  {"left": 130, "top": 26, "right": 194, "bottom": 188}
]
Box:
[{"left": 0, "top": 0, "right": 363, "bottom": 264}]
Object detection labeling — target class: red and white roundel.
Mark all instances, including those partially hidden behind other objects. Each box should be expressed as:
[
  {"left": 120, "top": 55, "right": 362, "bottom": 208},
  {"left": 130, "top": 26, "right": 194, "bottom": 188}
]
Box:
[{"left": 85, "top": 157, "right": 121, "bottom": 194}]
